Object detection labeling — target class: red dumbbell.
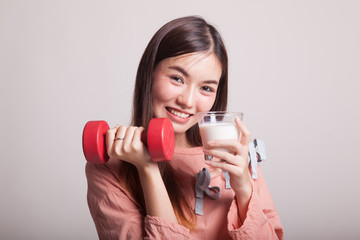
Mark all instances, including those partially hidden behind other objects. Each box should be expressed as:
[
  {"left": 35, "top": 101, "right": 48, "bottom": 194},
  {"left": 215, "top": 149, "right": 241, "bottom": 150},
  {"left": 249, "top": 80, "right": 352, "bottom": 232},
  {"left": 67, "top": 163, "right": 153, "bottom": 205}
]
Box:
[{"left": 82, "top": 118, "right": 175, "bottom": 163}]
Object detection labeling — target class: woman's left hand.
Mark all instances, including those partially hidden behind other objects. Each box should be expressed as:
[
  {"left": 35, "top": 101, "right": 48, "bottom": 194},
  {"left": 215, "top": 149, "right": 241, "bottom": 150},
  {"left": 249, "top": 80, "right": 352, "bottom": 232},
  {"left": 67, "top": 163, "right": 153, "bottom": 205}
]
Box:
[{"left": 203, "top": 117, "right": 253, "bottom": 197}]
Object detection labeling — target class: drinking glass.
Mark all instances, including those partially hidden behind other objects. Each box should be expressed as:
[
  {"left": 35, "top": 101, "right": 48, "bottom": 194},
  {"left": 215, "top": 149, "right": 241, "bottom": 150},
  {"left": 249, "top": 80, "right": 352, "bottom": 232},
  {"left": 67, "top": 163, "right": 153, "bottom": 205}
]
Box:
[{"left": 197, "top": 111, "right": 243, "bottom": 160}]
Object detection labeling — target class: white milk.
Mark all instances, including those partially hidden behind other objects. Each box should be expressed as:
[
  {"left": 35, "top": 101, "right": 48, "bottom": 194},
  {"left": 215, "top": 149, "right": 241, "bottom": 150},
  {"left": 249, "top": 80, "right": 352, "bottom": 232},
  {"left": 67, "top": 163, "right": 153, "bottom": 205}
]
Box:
[{"left": 199, "top": 122, "right": 239, "bottom": 152}]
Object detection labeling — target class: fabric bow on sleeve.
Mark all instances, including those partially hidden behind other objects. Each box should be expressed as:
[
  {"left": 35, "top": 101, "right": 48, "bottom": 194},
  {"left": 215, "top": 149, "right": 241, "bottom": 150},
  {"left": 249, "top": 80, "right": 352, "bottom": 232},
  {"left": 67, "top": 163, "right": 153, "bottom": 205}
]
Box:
[
  {"left": 248, "top": 139, "right": 267, "bottom": 179},
  {"left": 194, "top": 168, "right": 220, "bottom": 215}
]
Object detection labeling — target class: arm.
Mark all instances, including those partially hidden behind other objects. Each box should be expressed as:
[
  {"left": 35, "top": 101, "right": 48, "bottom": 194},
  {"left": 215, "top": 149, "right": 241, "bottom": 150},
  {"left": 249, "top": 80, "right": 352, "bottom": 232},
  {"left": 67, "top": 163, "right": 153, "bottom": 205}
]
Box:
[
  {"left": 203, "top": 117, "right": 253, "bottom": 222},
  {"left": 227, "top": 167, "right": 284, "bottom": 240},
  {"left": 203, "top": 118, "right": 283, "bottom": 239},
  {"left": 137, "top": 163, "right": 178, "bottom": 223},
  {"left": 106, "top": 125, "right": 177, "bottom": 224}
]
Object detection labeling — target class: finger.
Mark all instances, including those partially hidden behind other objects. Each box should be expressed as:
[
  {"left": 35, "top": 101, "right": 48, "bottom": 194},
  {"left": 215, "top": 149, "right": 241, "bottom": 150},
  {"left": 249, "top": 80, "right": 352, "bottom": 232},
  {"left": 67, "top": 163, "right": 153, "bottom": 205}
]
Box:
[
  {"left": 115, "top": 125, "right": 127, "bottom": 139},
  {"left": 235, "top": 117, "right": 251, "bottom": 145},
  {"left": 106, "top": 125, "right": 119, "bottom": 155},
  {"left": 206, "top": 139, "right": 241, "bottom": 154},
  {"left": 133, "top": 127, "right": 145, "bottom": 144},
  {"left": 204, "top": 159, "right": 239, "bottom": 173},
  {"left": 122, "top": 126, "right": 137, "bottom": 145},
  {"left": 112, "top": 126, "right": 128, "bottom": 154},
  {"left": 203, "top": 148, "right": 241, "bottom": 166}
]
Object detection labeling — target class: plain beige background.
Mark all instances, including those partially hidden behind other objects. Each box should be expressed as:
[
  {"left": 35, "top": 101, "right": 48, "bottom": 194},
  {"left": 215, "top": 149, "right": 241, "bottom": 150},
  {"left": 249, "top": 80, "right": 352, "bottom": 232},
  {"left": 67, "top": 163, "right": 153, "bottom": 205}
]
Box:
[{"left": 1, "top": 0, "right": 359, "bottom": 239}]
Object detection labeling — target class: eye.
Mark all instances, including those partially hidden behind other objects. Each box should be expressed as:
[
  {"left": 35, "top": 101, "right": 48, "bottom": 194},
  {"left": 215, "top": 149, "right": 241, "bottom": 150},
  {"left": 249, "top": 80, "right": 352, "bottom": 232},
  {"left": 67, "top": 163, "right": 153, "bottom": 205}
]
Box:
[
  {"left": 170, "top": 76, "right": 184, "bottom": 84},
  {"left": 201, "top": 86, "right": 215, "bottom": 93}
]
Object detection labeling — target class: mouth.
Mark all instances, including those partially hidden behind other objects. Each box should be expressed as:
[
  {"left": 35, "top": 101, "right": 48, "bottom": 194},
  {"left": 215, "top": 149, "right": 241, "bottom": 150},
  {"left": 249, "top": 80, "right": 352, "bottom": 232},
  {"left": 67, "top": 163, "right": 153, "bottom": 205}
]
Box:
[{"left": 166, "top": 107, "right": 193, "bottom": 119}]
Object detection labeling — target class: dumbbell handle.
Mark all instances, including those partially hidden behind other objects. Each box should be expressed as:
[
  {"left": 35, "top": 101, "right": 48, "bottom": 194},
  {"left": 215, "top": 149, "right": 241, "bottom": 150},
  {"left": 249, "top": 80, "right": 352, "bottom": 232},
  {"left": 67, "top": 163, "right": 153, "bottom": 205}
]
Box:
[{"left": 82, "top": 118, "right": 175, "bottom": 164}]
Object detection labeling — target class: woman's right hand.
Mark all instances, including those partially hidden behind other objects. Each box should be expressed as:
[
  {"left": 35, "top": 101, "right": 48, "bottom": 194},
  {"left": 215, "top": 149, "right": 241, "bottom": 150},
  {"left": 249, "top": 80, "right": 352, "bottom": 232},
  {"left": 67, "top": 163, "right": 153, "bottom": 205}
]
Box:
[
  {"left": 106, "top": 125, "right": 154, "bottom": 169},
  {"left": 106, "top": 125, "right": 178, "bottom": 224}
]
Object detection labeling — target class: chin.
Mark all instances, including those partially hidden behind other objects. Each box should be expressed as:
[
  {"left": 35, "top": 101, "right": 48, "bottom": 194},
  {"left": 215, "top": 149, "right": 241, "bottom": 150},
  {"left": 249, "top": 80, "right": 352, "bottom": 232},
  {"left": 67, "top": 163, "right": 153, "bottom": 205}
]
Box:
[{"left": 173, "top": 122, "right": 197, "bottom": 134}]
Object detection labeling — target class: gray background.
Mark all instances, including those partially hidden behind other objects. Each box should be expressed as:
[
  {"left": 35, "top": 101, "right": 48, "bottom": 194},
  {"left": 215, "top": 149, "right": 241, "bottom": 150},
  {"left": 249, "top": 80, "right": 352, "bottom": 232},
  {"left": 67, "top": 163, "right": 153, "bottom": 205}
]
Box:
[{"left": 1, "top": 0, "right": 359, "bottom": 239}]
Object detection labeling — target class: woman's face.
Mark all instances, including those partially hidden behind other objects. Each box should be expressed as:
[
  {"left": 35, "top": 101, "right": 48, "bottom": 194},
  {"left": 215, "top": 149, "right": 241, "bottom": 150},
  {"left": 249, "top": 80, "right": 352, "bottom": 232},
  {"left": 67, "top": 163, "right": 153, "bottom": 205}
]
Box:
[{"left": 151, "top": 52, "right": 222, "bottom": 140}]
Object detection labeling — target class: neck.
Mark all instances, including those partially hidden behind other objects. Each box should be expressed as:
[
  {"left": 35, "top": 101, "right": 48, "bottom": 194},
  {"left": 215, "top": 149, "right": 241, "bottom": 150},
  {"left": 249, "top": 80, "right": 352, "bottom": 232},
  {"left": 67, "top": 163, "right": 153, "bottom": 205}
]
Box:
[{"left": 174, "top": 133, "right": 193, "bottom": 148}]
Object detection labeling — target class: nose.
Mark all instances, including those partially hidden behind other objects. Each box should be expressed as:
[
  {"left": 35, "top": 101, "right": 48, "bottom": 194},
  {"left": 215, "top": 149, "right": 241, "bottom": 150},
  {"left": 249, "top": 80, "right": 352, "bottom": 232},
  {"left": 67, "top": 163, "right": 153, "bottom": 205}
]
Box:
[{"left": 176, "top": 86, "right": 195, "bottom": 109}]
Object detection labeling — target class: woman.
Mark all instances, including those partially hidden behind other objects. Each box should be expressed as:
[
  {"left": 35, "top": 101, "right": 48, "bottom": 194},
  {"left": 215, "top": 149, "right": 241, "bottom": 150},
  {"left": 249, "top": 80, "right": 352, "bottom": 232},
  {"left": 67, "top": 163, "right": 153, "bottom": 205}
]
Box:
[{"left": 86, "top": 16, "right": 283, "bottom": 239}]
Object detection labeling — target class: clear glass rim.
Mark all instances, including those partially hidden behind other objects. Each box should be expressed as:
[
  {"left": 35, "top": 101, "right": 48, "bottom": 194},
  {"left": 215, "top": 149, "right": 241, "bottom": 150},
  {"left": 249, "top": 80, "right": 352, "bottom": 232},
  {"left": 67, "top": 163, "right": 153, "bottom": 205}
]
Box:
[{"left": 196, "top": 111, "right": 243, "bottom": 117}]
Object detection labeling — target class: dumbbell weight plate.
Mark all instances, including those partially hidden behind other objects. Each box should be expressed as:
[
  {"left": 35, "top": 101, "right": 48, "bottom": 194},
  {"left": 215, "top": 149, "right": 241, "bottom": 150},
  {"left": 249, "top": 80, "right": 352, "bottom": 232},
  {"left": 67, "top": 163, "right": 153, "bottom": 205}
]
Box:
[
  {"left": 146, "top": 118, "right": 174, "bottom": 162},
  {"left": 82, "top": 120, "right": 110, "bottom": 164}
]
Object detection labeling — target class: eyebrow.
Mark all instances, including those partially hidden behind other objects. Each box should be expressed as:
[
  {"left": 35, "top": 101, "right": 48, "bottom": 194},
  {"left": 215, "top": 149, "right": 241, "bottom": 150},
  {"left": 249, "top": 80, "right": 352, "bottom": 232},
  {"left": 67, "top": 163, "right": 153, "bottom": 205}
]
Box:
[
  {"left": 203, "top": 80, "right": 219, "bottom": 85},
  {"left": 168, "top": 66, "right": 189, "bottom": 77},
  {"left": 168, "top": 66, "right": 219, "bottom": 85}
]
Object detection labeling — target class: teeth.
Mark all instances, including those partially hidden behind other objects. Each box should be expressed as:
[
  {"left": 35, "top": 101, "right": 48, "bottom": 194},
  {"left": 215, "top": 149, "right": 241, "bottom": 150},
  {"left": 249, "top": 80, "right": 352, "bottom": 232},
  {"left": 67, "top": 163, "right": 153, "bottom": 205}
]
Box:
[{"left": 169, "top": 108, "right": 190, "bottom": 118}]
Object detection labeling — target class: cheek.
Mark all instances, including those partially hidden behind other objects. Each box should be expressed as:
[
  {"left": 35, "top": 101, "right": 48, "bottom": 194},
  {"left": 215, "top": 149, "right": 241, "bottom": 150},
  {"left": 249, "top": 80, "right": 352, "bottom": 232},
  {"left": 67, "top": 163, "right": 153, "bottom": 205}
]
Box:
[
  {"left": 152, "top": 80, "right": 177, "bottom": 104},
  {"left": 196, "top": 95, "right": 217, "bottom": 112}
]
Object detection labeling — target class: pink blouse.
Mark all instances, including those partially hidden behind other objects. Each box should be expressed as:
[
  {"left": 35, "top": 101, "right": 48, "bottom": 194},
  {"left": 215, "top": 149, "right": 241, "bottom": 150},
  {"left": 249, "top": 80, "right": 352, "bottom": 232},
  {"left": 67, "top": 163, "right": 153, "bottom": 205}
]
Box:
[{"left": 86, "top": 146, "right": 284, "bottom": 239}]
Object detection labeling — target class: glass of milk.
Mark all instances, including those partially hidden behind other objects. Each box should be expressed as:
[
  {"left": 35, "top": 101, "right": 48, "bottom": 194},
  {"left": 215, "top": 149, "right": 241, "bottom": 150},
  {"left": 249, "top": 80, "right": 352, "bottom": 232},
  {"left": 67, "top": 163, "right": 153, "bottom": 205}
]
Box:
[{"left": 197, "top": 111, "right": 243, "bottom": 160}]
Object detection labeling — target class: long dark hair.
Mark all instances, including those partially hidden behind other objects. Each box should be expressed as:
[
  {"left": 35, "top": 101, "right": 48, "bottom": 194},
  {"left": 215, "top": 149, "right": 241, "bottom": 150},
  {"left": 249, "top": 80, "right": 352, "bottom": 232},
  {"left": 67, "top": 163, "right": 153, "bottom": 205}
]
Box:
[{"left": 120, "top": 16, "right": 228, "bottom": 229}]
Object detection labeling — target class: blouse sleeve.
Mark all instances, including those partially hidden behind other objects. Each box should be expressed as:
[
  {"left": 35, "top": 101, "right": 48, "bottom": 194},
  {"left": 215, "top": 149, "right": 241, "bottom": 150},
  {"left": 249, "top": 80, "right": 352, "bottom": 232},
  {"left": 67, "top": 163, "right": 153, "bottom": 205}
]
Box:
[
  {"left": 85, "top": 163, "right": 190, "bottom": 240},
  {"left": 227, "top": 167, "right": 284, "bottom": 240}
]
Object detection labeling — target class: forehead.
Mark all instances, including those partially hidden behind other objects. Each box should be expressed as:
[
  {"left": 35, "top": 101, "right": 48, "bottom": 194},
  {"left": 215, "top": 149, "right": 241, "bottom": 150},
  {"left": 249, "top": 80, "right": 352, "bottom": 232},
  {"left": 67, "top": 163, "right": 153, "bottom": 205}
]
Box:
[
  {"left": 165, "top": 52, "right": 220, "bottom": 67},
  {"left": 158, "top": 52, "right": 223, "bottom": 79}
]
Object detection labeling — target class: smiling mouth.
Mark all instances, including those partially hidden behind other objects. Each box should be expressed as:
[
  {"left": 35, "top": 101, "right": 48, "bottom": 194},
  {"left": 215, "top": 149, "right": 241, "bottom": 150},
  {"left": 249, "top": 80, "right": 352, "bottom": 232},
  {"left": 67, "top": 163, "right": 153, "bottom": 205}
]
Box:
[{"left": 166, "top": 107, "right": 192, "bottom": 119}]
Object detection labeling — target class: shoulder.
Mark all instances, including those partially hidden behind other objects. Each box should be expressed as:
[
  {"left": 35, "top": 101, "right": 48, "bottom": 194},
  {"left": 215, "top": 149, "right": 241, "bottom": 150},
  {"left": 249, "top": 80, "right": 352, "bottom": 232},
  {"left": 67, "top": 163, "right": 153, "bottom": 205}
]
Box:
[
  {"left": 85, "top": 161, "right": 140, "bottom": 211},
  {"left": 86, "top": 160, "right": 120, "bottom": 187}
]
